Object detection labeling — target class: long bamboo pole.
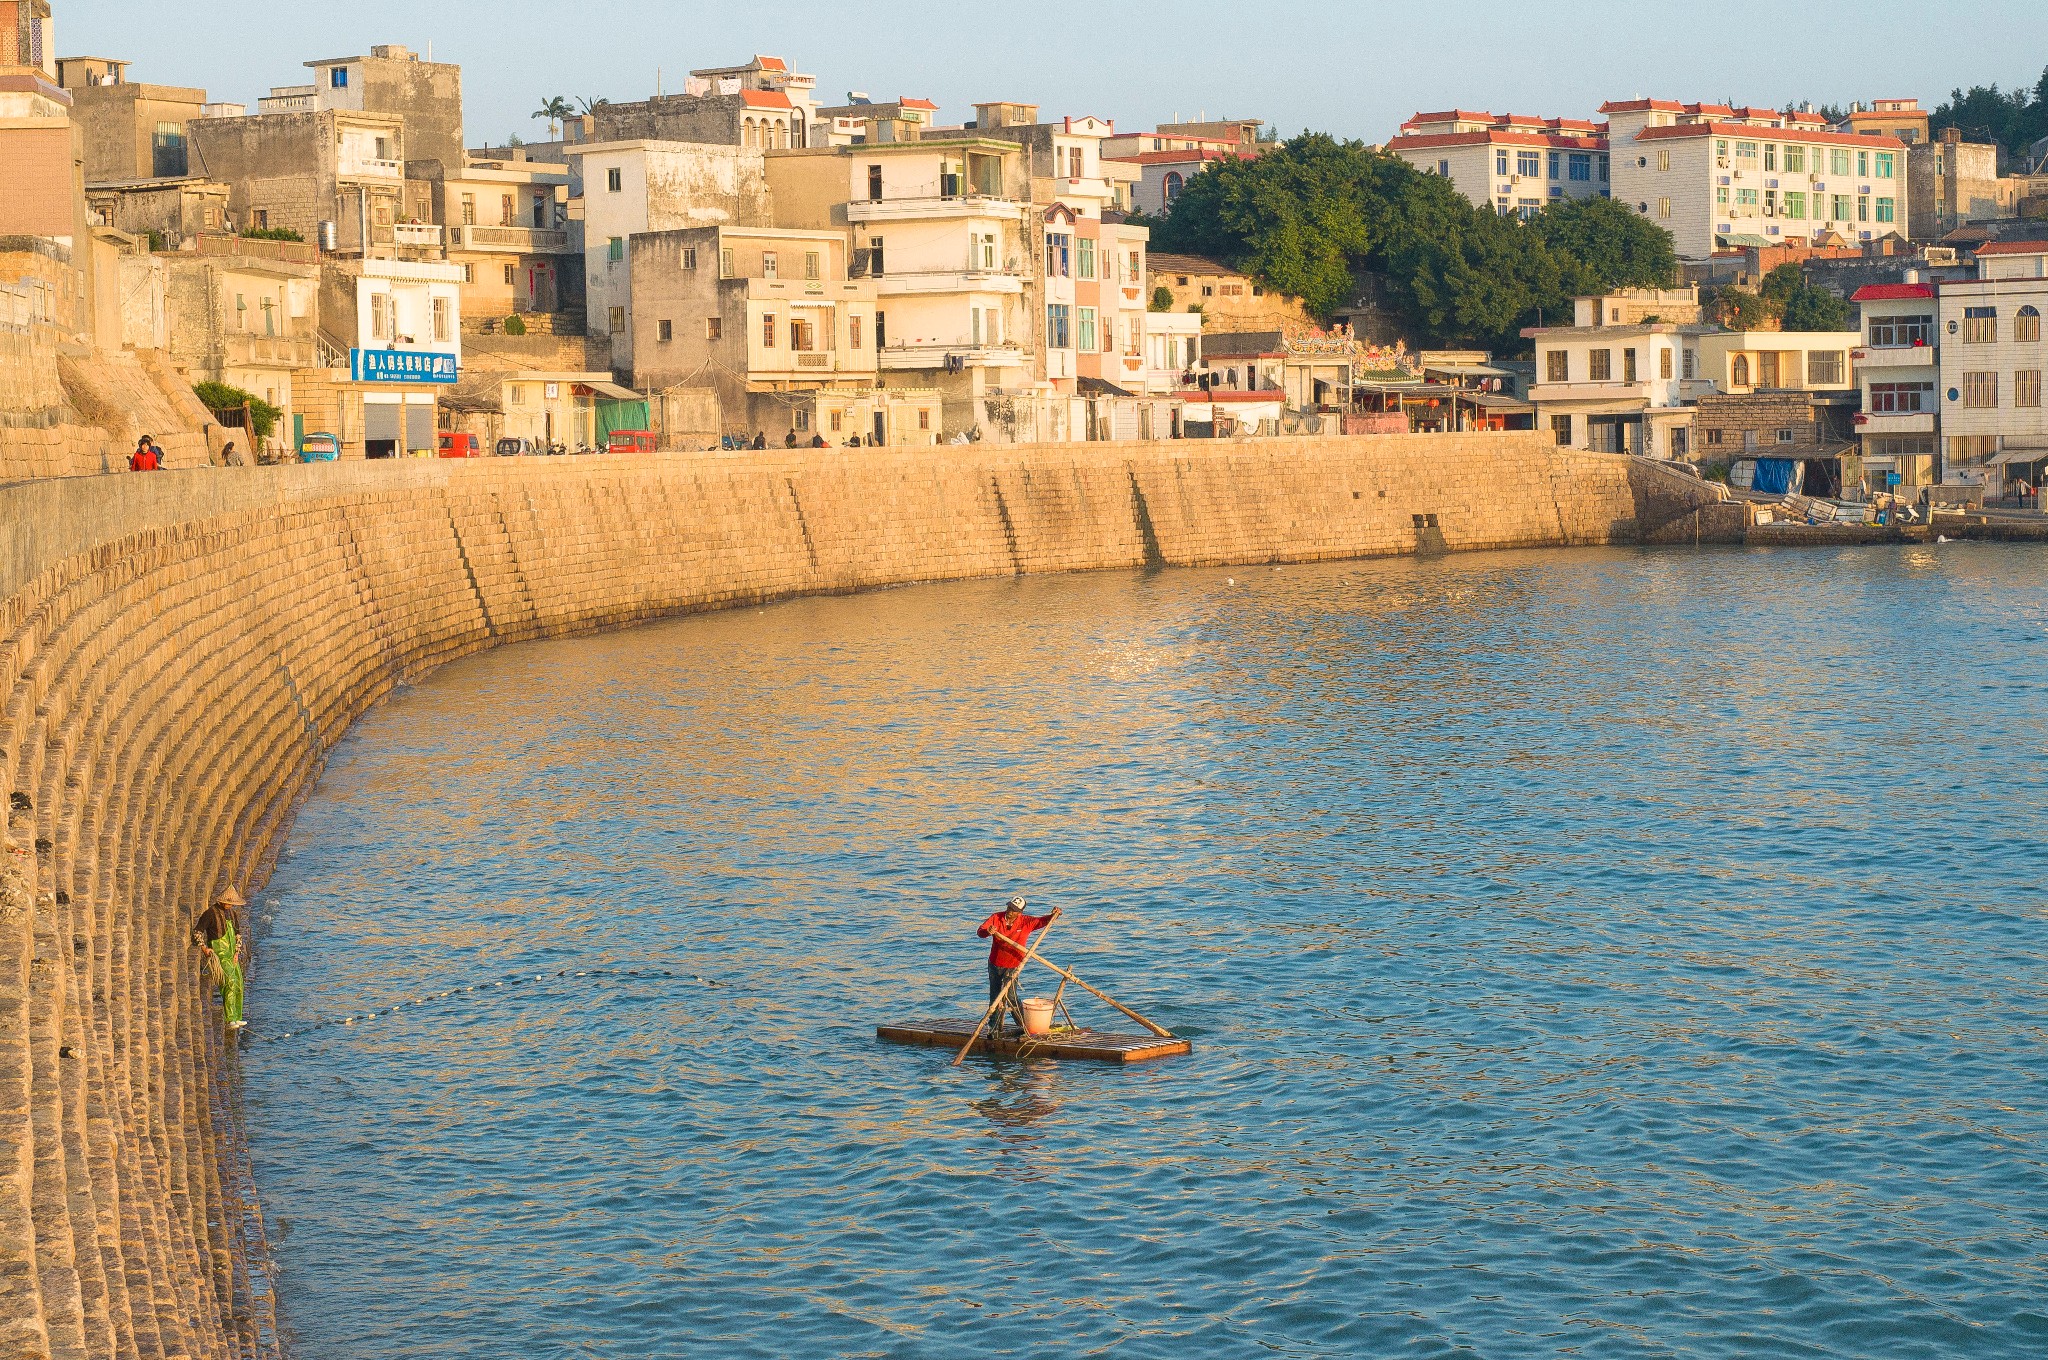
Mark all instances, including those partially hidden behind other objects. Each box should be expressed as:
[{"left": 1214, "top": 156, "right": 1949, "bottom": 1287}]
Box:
[
  {"left": 1020, "top": 953, "right": 1174, "bottom": 1038},
  {"left": 952, "top": 914, "right": 1061, "bottom": 1066}
]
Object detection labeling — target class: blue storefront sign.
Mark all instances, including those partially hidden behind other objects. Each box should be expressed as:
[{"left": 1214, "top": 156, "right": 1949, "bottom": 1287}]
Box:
[{"left": 351, "top": 348, "right": 458, "bottom": 384}]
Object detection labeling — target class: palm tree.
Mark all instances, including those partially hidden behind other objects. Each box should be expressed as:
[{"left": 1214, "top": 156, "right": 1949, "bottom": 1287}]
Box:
[
  {"left": 532, "top": 96, "right": 571, "bottom": 140},
  {"left": 575, "top": 96, "right": 607, "bottom": 117}
]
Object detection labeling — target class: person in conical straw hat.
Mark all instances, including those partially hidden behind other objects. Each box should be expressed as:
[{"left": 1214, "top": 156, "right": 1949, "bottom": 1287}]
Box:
[{"left": 195, "top": 886, "right": 249, "bottom": 1031}]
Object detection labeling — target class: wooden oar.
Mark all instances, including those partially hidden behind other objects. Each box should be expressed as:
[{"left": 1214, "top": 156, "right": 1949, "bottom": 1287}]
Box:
[
  {"left": 1018, "top": 953, "right": 1174, "bottom": 1038},
  {"left": 952, "top": 914, "right": 1062, "bottom": 1066}
]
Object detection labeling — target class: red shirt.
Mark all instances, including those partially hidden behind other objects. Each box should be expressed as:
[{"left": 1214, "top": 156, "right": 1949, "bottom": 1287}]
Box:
[{"left": 978, "top": 911, "right": 1053, "bottom": 969}]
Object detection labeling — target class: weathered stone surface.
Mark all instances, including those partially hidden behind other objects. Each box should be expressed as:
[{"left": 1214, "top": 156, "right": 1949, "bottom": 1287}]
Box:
[{"left": 0, "top": 434, "right": 1715, "bottom": 1359}]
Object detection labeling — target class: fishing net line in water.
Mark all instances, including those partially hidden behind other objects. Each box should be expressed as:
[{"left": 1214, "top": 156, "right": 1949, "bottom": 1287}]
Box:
[{"left": 242, "top": 967, "right": 732, "bottom": 1046}]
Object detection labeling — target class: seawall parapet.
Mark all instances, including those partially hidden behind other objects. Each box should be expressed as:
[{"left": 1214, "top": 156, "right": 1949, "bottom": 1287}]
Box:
[{"left": 0, "top": 434, "right": 1716, "bottom": 1358}]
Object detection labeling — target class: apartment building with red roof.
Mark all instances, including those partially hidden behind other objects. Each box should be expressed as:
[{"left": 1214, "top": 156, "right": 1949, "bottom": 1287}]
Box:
[
  {"left": 1385, "top": 110, "right": 1609, "bottom": 219},
  {"left": 1603, "top": 99, "right": 1907, "bottom": 260}
]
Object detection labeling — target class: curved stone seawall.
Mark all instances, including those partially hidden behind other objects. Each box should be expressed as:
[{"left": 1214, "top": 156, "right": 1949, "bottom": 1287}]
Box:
[{"left": 0, "top": 435, "right": 1711, "bottom": 1359}]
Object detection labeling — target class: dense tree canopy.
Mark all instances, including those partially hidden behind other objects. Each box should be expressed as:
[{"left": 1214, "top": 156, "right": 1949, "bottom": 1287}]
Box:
[
  {"left": 1703, "top": 266, "right": 1851, "bottom": 335},
  {"left": 1149, "top": 134, "right": 1679, "bottom": 352},
  {"left": 1931, "top": 68, "right": 2048, "bottom": 160}
]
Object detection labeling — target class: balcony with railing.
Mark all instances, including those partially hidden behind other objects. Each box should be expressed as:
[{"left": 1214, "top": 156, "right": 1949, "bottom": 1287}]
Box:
[
  {"left": 878, "top": 341, "right": 1028, "bottom": 371},
  {"left": 257, "top": 85, "right": 317, "bottom": 114},
  {"left": 450, "top": 224, "right": 571, "bottom": 253},
  {"left": 752, "top": 346, "right": 879, "bottom": 382},
  {"left": 1851, "top": 342, "right": 1938, "bottom": 371},
  {"left": 873, "top": 266, "right": 1027, "bottom": 296},
  {"left": 337, "top": 149, "right": 404, "bottom": 179},
  {"left": 1526, "top": 379, "right": 1657, "bottom": 405},
  {"left": 847, "top": 193, "right": 1025, "bottom": 223},
  {"left": 223, "top": 331, "right": 317, "bottom": 369},
  {"left": 1854, "top": 406, "right": 1937, "bottom": 435}
]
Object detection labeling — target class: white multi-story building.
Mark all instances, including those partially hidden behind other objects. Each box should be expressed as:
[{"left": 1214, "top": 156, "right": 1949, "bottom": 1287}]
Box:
[
  {"left": 349, "top": 256, "right": 464, "bottom": 457},
  {"left": 1602, "top": 100, "right": 1907, "bottom": 259},
  {"left": 1937, "top": 240, "right": 2048, "bottom": 492},
  {"left": 1524, "top": 295, "right": 1709, "bottom": 457},
  {"left": 571, "top": 140, "right": 770, "bottom": 372},
  {"left": 1143, "top": 311, "right": 1201, "bottom": 394},
  {"left": 1385, "top": 110, "right": 1609, "bottom": 218},
  {"left": 1850, "top": 282, "right": 1940, "bottom": 492},
  {"left": 766, "top": 136, "right": 1034, "bottom": 434}
]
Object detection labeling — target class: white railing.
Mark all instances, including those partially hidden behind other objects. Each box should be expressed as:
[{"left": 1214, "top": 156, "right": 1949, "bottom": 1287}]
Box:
[
  {"left": 393, "top": 223, "right": 443, "bottom": 247},
  {"left": 452, "top": 225, "right": 570, "bottom": 252},
  {"left": 339, "top": 154, "right": 403, "bottom": 178}
]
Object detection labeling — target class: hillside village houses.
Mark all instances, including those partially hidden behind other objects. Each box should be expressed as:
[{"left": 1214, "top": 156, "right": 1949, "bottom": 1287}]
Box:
[{"left": 6, "top": 0, "right": 2047, "bottom": 486}]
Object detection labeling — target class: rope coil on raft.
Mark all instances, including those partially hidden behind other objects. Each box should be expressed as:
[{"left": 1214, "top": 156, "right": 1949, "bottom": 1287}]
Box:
[{"left": 246, "top": 967, "right": 724, "bottom": 1044}]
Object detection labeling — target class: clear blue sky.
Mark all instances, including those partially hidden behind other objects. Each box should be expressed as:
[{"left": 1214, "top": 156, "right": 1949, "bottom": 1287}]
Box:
[{"left": 61, "top": 0, "right": 2047, "bottom": 148}]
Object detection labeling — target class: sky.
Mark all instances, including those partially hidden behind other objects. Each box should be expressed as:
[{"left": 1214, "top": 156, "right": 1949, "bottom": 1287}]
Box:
[{"left": 60, "top": 0, "right": 2048, "bottom": 148}]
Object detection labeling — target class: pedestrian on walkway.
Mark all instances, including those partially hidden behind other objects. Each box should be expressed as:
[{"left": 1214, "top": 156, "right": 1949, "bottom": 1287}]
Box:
[{"left": 129, "top": 436, "right": 162, "bottom": 472}]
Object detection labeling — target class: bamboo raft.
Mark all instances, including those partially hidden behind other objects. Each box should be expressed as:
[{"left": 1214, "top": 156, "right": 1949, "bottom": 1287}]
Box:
[{"left": 878, "top": 1017, "right": 1192, "bottom": 1064}]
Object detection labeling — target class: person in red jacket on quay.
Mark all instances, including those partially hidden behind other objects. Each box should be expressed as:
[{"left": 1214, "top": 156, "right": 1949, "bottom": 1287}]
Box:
[{"left": 977, "top": 896, "right": 1060, "bottom": 1035}]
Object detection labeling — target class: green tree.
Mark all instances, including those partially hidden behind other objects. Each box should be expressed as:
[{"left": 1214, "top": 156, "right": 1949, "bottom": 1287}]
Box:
[
  {"left": 1526, "top": 196, "right": 1679, "bottom": 296},
  {"left": 1149, "top": 285, "right": 1174, "bottom": 312},
  {"left": 1780, "top": 286, "right": 1851, "bottom": 331},
  {"left": 1929, "top": 75, "right": 2048, "bottom": 157},
  {"left": 1758, "top": 262, "right": 1805, "bottom": 314},
  {"left": 1152, "top": 134, "right": 1372, "bottom": 316},
  {"left": 192, "top": 382, "right": 282, "bottom": 440},
  {"left": 1153, "top": 132, "right": 1692, "bottom": 352},
  {"left": 1703, "top": 285, "right": 1769, "bottom": 330},
  {"left": 532, "top": 96, "right": 572, "bottom": 140}
]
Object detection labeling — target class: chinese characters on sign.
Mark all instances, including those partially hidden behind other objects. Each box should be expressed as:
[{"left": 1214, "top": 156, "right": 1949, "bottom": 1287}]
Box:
[{"left": 350, "top": 349, "right": 459, "bottom": 384}]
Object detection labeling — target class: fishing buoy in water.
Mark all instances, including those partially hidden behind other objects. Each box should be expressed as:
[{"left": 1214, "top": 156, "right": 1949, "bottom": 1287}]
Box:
[{"left": 1226, "top": 577, "right": 1235, "bottom": 585}]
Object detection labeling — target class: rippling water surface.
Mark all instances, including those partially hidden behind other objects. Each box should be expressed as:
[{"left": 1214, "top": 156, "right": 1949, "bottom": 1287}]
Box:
[{"left": 243, "top": 544, "right": 2048, "bottom": 1359}]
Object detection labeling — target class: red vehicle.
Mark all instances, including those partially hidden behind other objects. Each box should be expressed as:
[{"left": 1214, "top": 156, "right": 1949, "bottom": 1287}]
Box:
[
  {"left": 437, "top": 432, "right": 481, "bottom": 459},
  {"left": 605, "top": 429, "right": 658, "bottom": 455}
]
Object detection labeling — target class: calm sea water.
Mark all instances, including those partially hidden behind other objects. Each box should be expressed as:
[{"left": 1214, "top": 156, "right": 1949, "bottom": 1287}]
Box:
[{"left": 242, "top": 544, "right": 2048, "bottom": 1359}]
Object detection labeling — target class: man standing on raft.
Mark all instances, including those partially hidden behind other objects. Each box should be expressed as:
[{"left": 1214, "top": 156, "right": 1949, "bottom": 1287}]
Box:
[{"left": 977, "top": 896, "right": 1059, "bottom": 1035}]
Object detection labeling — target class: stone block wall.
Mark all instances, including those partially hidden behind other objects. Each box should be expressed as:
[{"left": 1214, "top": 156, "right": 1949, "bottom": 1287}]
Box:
[{"left": 0, "top": 436, "right": 1717, "bottom": 1359}]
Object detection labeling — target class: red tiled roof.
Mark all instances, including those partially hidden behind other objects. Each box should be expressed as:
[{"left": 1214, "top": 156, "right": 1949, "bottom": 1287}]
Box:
[
  {"left": 1405, "top": 109, "right": 1496, "bottom": 124},
  {"left": 737, "top": 89, "right": 793, "bottom": 110},
  {"left": 1630, "top": 121, "right": 1904, "bottom": 150},
  {"left": 900, "top": 97, "right": 939, "bottom": 111},
  {"left": 755, "top": 55, "right": 788, "bottom": 72},
  {"left": 1387, "top": 130, "right": 1607, "bottom": 151},
  {"left": 1401, "top": 110, "right": 1603, "bottom": 136},
  {"left": 1851, "top": 283, "right": 1934, "bottom": 301},
  {"left": 1973, "top": 240, "right": 2048, "bottom": 255},
  {"left": 1600, "top": 99, "right": 1829, "bottom": 127}
]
